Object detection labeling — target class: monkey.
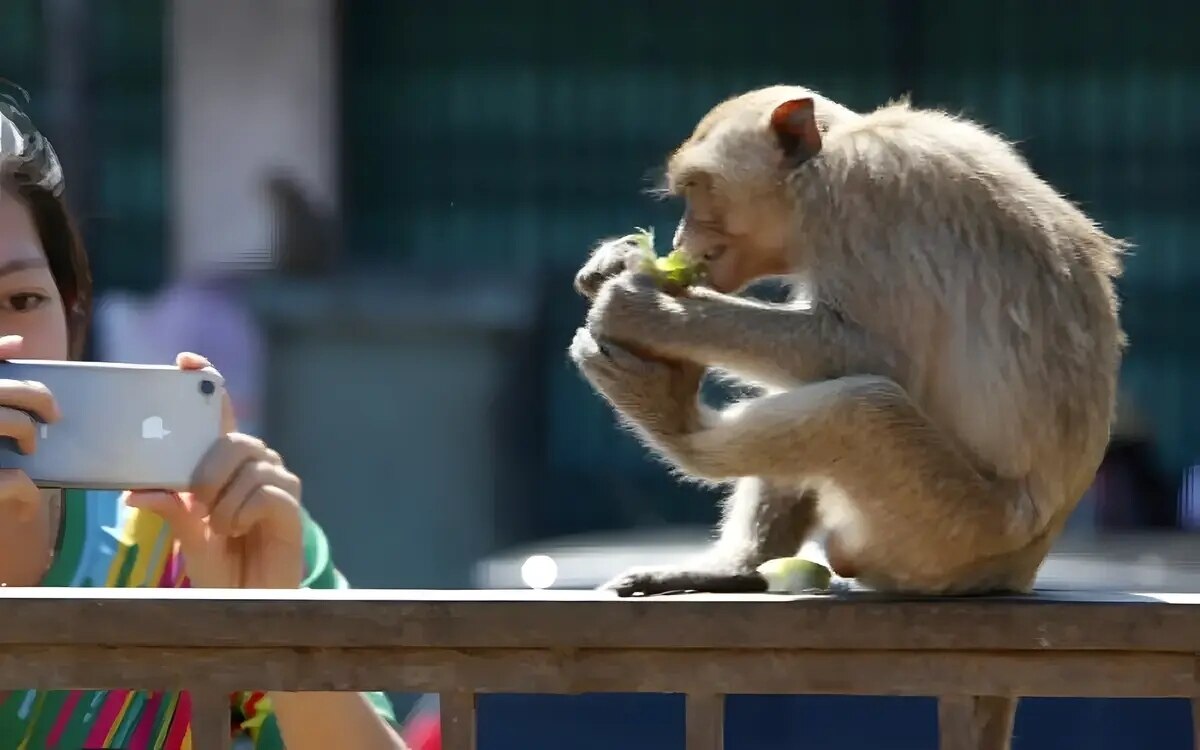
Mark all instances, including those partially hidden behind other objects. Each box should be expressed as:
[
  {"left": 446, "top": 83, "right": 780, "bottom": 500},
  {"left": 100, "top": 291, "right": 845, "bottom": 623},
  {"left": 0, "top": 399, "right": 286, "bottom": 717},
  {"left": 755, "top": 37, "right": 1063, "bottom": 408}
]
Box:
[{"left": 569, "top": 85, "right": 1126, "bottom": 603}]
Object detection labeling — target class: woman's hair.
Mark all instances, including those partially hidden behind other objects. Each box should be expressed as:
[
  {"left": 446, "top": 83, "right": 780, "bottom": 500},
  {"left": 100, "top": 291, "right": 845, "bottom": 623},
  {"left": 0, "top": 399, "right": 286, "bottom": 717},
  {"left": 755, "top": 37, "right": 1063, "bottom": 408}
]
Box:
[{"left": 0, "top": 87, "right": 92, "bottom": 359}]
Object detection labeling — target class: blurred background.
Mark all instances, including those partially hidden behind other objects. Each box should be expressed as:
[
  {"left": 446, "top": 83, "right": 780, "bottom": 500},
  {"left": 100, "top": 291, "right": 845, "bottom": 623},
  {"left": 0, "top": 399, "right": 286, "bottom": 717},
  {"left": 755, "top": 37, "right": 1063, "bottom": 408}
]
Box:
[{"left": 3, "top": 1, "right": 1198, "bottom": 748}]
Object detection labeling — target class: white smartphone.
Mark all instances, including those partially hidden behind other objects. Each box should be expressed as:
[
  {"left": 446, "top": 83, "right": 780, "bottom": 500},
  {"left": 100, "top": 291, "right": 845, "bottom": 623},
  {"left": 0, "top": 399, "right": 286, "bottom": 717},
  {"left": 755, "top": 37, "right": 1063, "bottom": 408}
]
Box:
[{"left": 0, "top": 359, "right": 226, "bottom": 491}]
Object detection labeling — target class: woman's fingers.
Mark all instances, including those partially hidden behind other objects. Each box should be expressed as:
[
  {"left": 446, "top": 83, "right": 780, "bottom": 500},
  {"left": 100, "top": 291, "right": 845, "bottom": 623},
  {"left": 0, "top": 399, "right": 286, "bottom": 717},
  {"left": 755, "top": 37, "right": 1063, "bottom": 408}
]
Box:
[
  {"left": 190, "top": 433, "right": 297, "bottom": 536},
  {"left": 207, "top": 458, "right": 300, "bottom": 537},
  {"left": 0, "top": 379, "right": 60, "bottom": 425},
  {"left": 191, "top": 433, "right": 271, "bottom": 509},
  {"left": 175, "top": 352, "right": 235, "bottom": 432},
  {"left": 0, "top": 406, "right": 41, "bottom": 455},
  {"left": 0, "top": 377, "right": 61, "bottom": 454},
  {"left": 0, "top": 336, "right": 57, "bottom": 456},
  {"left": 176, "top": 351, "right": 211, "bottom": 371}
]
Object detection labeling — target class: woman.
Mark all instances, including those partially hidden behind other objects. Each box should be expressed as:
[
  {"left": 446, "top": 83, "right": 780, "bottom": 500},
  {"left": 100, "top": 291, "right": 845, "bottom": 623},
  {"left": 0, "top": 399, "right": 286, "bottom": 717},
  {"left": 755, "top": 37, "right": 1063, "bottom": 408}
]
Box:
[{"left": 0, "top": 96, "right": 405, "bottom": 748}]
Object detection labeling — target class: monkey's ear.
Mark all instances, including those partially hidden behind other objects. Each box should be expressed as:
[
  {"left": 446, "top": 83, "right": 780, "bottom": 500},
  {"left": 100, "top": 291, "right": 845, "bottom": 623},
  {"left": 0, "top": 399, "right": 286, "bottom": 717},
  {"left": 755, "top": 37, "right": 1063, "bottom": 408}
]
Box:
[{"left": 769, "top": 98, "right": 822, "bottom": 163}]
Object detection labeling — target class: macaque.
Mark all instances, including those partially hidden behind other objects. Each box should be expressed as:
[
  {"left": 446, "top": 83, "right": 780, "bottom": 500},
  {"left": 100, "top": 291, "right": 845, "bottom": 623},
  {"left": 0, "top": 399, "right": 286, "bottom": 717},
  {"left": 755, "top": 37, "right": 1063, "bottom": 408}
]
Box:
[{"left": 570, "top": 85, "right": 1126, "bottom": 601}]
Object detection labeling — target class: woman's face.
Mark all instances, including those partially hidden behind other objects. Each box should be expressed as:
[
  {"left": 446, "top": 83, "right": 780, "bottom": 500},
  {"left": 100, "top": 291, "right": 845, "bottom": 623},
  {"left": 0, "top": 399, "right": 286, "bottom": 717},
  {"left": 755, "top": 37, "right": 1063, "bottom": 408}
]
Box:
[{"left": 0, "top": 190, "right": 69, "bottom": 360}]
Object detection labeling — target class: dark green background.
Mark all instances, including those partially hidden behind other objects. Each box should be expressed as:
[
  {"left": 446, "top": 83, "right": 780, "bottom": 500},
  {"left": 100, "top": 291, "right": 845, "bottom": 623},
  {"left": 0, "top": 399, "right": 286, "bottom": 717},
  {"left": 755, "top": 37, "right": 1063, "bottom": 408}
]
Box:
[{"left": 3, "top": 1, "right": 1196, "bottom": 536}]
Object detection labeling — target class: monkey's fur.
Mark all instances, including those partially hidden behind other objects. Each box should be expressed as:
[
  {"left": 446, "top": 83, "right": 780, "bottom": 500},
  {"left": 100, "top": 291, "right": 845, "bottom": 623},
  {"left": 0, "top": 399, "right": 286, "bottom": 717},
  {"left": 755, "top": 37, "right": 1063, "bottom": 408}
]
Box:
[{"left": 570, "top": 85, "right": 1126, "bottom": 602}]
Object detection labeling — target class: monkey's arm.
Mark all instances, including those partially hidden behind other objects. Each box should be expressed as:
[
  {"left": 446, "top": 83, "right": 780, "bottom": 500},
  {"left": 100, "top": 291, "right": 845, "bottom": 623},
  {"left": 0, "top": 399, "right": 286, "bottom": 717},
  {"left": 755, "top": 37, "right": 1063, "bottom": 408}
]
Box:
[{"left": 586, "top": 273, "right": 904, "bottom": 387}]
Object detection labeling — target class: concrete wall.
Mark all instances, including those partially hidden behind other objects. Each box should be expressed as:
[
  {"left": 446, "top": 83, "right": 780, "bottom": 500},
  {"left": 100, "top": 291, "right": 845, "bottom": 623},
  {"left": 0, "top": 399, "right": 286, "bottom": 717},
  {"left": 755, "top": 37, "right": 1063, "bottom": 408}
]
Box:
[
  {"left": 168, "top": 0, "right": 338, "bottom": 277},
  {"left": 246, "top": 276, "right": 538, "bottom": 589}
]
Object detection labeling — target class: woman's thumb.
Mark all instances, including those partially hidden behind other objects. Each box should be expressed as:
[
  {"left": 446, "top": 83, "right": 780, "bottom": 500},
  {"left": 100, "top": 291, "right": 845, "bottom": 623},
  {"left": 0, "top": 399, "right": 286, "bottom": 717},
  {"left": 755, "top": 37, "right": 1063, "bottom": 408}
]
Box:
[{"left": 0, "top": 335, "right": 24, "bottom": 360}]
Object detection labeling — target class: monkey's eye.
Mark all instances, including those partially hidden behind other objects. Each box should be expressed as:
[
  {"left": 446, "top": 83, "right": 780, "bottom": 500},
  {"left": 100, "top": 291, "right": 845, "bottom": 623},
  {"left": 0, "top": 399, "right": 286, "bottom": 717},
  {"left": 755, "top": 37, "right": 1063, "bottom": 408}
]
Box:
[{"left": 703, "top": 245, "right": 728, "bottom": 262}]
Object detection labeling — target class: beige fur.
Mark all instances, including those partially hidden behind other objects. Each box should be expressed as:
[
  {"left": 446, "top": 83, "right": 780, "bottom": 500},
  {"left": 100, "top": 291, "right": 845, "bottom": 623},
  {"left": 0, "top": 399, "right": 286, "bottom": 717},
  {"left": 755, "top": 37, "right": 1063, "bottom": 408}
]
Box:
[{"left": 570, "top": 85, "right": 1125, "bottom": 606}]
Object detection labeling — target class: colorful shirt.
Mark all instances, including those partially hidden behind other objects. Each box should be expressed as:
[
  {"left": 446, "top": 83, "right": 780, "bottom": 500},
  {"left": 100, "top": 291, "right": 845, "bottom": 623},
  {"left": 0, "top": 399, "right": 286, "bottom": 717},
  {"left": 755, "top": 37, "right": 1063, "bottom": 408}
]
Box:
[{"left": 0, "top": 489, "right": 396, "bottom": 749}]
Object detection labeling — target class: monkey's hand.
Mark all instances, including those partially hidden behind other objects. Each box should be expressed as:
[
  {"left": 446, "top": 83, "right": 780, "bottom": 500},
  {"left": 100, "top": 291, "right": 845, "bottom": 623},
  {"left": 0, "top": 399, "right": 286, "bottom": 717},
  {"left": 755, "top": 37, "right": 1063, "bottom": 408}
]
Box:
[
  {"left": 584, "top": 271, "right": 686, "bottom": 354},
  {"left": 574, "top": 236, "right": 655, "bottom": 300},
  {"left": 569, "top": 327, "right": 706, "bottom": 439}
]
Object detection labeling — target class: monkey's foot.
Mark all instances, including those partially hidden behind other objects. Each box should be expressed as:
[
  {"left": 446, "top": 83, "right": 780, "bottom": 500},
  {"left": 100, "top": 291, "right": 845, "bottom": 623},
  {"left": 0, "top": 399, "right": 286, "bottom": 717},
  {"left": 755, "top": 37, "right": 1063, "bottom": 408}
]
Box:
[{"left": 600, "top": 565, "right": 769, "bottom": 597}]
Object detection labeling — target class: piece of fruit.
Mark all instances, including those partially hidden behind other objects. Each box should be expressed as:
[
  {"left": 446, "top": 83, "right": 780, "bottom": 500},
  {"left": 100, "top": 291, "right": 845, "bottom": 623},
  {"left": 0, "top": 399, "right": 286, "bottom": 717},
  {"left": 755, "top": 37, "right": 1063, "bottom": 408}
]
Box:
[
  {"left": 652, "top": 248, "right": 704, "bottom": 288},
  {"left": 623, "top": 226, "right": 706, "bottom": 289},
  {"left": 756, "top": 557, "right": 833, "bottom": 593}
]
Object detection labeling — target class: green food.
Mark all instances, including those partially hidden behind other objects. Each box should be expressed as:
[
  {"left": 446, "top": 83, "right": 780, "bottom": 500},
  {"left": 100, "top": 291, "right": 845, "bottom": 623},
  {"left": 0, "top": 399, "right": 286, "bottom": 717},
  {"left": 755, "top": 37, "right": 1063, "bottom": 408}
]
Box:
[
  {"left": 756, "top": 556, "right": 833, "bottom": 593},
  {"left": 623, "top": 226, "right": 706, "bottom": 289}
]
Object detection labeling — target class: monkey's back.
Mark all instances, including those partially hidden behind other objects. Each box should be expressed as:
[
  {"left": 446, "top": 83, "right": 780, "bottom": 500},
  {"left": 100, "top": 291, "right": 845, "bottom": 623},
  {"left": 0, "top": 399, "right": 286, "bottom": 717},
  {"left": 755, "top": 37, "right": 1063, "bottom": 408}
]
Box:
[{"left": 805, "top": 103, "right": 1125, "bottom": 503}]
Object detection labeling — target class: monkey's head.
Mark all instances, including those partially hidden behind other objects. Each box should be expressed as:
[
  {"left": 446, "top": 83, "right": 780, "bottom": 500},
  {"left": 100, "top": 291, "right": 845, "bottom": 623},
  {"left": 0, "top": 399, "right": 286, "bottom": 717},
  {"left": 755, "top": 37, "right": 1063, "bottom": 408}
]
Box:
[{"left": 663, "top": 86, "right": 857, "bottom": 293}]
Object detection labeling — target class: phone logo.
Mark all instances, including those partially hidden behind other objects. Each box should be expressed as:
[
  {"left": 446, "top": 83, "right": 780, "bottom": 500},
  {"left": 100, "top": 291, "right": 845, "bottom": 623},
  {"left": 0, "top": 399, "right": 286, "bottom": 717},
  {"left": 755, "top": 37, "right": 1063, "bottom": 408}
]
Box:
[{"left": 141, "top": 416, "right": 171, "bottom": 440}]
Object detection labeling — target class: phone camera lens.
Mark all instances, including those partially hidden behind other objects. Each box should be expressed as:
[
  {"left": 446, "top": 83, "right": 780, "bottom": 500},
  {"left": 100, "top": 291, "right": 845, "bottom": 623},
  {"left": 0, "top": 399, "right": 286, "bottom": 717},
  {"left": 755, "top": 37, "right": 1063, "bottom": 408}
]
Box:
[{"left": 200, "top": 379, "right": 216, "bottom": 396}]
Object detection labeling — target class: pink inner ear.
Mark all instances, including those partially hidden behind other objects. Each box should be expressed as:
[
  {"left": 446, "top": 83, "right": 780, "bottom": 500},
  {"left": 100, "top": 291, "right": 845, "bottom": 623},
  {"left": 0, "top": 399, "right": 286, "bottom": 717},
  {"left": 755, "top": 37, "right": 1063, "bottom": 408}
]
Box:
[
  {"left": 770, "top": 98, "right": 816, "bottom": 137},
  {"left": 769, "top": 98, "right": 822, "bottom": 159}
]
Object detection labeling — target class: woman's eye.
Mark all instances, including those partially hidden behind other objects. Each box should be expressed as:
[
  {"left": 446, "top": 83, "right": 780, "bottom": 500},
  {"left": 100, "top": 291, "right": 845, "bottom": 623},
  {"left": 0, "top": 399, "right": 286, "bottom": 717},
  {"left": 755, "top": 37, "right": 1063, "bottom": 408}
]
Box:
[{"left": 5, "top": 293, "right": 49, "bottom": 312}]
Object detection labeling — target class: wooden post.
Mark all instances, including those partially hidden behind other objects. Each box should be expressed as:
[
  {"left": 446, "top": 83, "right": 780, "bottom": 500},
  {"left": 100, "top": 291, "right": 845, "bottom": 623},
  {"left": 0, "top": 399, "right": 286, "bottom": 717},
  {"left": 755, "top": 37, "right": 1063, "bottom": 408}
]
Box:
[
  {"left": 1192, "top": 696, "right": 1200, "bottom": 750},
  {"left": 190, "top": 687, "right": 232, "bottom": 750},
  {"left": 686, "top": 692, "right": 724, "bottom": 750},
  {"left": 1191, "top": 657, "right": 1200, "bottom": 750},
  {"left": 441, "top": 691, "right": 477, "bottom": 750},
  {"left": 938, "top": 695, "right": 1017, "bottom": 750}
]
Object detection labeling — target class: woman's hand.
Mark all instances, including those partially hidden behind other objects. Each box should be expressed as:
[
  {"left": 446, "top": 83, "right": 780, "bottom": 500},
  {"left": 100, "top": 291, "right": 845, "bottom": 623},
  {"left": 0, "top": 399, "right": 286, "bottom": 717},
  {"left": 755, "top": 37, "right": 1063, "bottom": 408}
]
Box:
[
  {"left": 124, "top": 353, "right": 405, "bottom": 747},
  {"left": 0, "top": 334, "right": 59, "bottom": 522},
  {"left": 125, "top": 352, "right": 305, "bottom": 589}
]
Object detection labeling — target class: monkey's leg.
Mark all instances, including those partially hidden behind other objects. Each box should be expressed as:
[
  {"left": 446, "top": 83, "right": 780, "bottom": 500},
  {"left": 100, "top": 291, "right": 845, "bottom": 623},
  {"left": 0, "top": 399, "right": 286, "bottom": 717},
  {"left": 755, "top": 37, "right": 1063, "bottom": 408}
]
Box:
[
  {"left": 601, "top": 479, "right": 820, "bottom": 596},
  {"left": 670, "top": 377, "right": 1042, "bottom": 592},
  {"left": 571, "top": 329, "right": 820, "bottom": 596},
  {"left": 572, "top": 331, "right": 1042, "bottom": 593}
]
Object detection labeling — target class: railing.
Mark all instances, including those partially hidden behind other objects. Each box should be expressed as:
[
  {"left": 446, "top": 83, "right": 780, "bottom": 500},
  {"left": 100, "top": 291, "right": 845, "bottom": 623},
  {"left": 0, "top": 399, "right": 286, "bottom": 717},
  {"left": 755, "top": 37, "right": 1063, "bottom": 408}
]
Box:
[{"left": 0, "top": 587, "right": 1197, "bottom": 750}]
